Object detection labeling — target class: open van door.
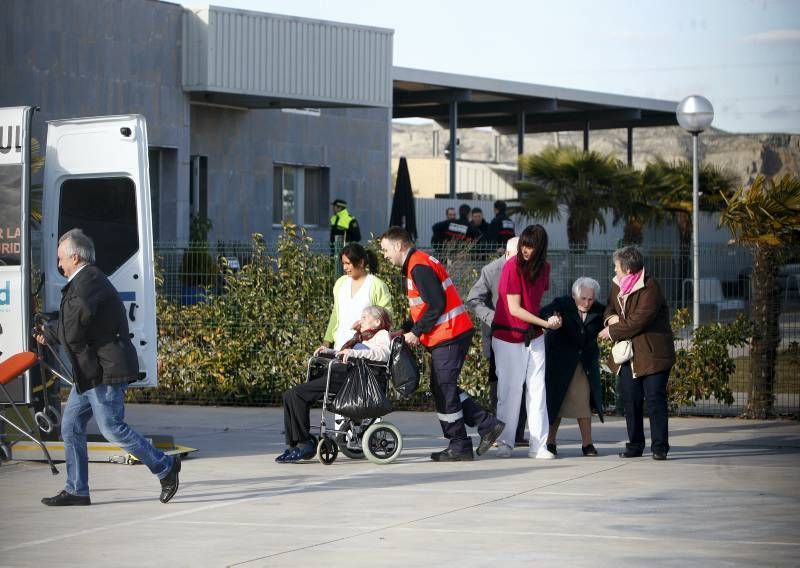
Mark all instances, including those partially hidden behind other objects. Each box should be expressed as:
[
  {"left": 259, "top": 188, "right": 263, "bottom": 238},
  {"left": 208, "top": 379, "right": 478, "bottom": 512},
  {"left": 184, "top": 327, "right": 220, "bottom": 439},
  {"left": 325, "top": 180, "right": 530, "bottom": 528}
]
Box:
[
  {"left": 0, "top": 106, "right": 34, "bottom": 403},
  {"left": 42, "top": 115, "right": 157, "bottom": 387}
]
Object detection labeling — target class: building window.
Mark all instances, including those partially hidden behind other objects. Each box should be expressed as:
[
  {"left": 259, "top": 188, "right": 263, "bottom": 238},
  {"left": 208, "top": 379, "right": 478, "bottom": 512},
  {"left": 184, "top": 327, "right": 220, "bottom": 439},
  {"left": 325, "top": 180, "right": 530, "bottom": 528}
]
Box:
[
  {"left": 190, "top": 155, "right": 208, "bottom": 220},
  {"left": 272, "top": 165, "right": 329, "bottom": 226},
  {"left": 281, "top": 108, "right": 321, "bottom": 117}
]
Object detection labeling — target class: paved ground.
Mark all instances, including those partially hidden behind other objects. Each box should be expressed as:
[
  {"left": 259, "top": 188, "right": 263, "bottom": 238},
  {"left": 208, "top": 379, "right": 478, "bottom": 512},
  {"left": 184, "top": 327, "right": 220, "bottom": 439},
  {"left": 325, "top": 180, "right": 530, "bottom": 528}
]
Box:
[{"left": 1, "top": 405, "right": 798, "bottom": 567}]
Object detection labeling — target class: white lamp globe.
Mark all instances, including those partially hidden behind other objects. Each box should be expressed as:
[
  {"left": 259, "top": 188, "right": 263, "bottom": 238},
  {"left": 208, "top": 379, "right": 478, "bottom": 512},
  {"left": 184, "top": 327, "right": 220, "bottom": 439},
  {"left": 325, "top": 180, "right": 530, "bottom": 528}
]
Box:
[{"left": 676, "top": 95, "right": 714, "bottom": 134}]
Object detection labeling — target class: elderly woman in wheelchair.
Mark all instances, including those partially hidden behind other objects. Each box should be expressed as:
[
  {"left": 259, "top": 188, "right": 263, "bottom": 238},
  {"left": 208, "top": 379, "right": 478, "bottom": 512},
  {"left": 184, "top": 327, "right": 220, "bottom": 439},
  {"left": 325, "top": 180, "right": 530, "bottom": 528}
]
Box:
[{"left": 276, "top": 305, "right": 398, "bottom": 464}]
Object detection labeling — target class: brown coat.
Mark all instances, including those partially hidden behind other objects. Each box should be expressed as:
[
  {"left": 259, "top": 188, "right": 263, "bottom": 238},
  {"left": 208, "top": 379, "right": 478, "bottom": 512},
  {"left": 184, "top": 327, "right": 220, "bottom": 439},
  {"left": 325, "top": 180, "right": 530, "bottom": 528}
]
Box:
[{"left": 603, "top": 272, "right": 675, "bottom": 377}]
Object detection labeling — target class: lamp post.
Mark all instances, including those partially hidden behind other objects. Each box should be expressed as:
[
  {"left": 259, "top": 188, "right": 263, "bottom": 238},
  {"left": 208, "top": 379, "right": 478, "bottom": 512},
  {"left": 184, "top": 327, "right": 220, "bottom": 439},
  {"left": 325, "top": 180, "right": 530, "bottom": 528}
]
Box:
[{"left": 676, "top": 95, "right": 714, "bottom": 330}]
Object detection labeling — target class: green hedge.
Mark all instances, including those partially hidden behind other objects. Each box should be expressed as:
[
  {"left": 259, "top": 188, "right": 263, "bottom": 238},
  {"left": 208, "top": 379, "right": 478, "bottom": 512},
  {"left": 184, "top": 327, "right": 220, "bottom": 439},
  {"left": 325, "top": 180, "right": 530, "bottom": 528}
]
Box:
[{"left": 135, "top": 225, "right": 749, "bottom": 414}]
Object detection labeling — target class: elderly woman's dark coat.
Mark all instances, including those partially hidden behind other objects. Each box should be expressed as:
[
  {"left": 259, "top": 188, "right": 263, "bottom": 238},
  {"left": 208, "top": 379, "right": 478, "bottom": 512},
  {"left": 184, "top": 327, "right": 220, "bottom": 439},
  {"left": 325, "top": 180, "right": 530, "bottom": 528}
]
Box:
[{"left": 540, "top": 295, "right": 605, "bottom": 423}]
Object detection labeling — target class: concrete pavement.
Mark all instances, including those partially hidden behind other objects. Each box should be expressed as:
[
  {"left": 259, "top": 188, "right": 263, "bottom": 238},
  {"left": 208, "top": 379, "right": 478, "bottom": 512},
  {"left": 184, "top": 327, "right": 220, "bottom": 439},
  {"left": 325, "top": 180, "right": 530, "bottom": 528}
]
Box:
[{"left": 1, "top": 405, "right": 798, "bottom": 567}]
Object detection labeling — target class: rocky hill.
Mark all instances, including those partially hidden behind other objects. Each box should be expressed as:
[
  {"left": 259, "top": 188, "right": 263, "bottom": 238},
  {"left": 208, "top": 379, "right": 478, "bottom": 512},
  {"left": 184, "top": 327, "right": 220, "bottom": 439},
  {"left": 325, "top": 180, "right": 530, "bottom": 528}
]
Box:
[{"left": 392, "top": 123, "right": 800, "bottom": 186}]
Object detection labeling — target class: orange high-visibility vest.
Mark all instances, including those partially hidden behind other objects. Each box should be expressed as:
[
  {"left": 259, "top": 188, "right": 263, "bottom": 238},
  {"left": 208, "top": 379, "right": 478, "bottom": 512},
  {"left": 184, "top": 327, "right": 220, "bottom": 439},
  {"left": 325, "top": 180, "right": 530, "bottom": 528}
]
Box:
[{"left": 405, "top": 250, "right": 473, "bottom": 347}]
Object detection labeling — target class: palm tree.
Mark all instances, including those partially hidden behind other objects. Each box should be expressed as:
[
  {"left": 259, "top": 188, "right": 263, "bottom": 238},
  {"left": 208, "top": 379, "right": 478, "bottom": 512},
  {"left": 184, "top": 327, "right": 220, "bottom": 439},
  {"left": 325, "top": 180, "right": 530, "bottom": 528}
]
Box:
[
  {"left": 643, "top": 158, "right": 737, "bottom": 300},
  {"left": 720, "top": 174, "right": 800, "bottom": 418},
  {"left": 512, "top": 146, "right": 638, "bottom": 250},
  {"left": 644, "top": 158, "right": 737, "bottom": 249},
  {"left": 609, "top": 172, "right": 662, "bottom": 245}
]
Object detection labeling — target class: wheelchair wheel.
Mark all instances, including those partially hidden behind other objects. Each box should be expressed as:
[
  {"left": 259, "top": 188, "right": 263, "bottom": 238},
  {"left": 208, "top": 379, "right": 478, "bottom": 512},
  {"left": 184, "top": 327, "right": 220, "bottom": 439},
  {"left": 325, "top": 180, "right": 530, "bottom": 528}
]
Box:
[
  {"left": 362, "top": 422, "right": 402, "bottom": 465},
  {"left": 335, "top": 434, "right": 365, "bottom": 460},
  {"left": 317, "top": 437, "right": 338, "bottom": 465}
]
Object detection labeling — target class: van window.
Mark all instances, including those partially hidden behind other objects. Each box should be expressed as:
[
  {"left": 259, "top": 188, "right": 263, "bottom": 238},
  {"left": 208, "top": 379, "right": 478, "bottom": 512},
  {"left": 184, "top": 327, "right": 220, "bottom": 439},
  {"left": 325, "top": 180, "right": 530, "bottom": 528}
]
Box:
[
  {"left": 58, "top": 177, "right": 138, "bottom": 275},
  {"left": 0, "top": 165, "right": 22, "bottom": 266}
]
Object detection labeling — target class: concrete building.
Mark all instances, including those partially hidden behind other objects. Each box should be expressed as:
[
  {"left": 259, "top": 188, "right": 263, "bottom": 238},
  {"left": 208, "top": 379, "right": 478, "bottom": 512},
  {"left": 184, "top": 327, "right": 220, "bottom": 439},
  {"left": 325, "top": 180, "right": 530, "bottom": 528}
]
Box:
[
  {"left": 3, "top": 0, "right": 683, "bottom": 247},
  {"left": 2, "top": 0, "right": 392, "bottom": 244}
]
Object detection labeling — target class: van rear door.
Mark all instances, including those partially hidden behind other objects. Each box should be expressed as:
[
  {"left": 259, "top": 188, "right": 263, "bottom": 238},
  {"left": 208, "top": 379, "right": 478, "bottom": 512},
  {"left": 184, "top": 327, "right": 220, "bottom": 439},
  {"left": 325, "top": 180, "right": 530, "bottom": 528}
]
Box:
[{"left": 42, "top": 115, "right": 157, "bottom": 387}]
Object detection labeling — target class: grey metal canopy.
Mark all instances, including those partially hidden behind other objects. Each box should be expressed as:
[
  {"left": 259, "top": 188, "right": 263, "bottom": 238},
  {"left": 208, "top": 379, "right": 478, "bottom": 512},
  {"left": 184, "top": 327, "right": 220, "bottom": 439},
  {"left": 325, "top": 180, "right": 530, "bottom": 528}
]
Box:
[
  {"left": 393, "top": 67, "right": 677, "bottom": 133},
  {"left": 393, "top": 67, "right": 679, "bottom": 196}
]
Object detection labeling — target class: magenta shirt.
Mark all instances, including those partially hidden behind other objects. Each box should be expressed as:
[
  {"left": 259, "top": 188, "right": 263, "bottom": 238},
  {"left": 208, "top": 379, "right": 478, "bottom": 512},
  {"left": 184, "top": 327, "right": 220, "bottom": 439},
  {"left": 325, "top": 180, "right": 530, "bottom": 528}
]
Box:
[{"left": 492, "top": 259, "right": 550, "bottom": 343}]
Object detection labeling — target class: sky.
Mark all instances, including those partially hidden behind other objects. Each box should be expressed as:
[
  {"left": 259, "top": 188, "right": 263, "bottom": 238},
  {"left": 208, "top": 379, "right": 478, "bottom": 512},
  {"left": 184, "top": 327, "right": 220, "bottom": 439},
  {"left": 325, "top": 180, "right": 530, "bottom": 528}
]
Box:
[{"left": 181, "top": 0, "right": 800, "bottom": 134}]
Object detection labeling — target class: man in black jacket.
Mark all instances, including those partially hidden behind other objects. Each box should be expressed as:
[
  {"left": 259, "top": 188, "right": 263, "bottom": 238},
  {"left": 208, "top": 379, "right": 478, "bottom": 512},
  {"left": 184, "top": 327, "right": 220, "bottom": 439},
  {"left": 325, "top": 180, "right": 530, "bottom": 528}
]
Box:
[
  {"left": 487, "top": 200, "right": 516, "bottom": 252},
  {"left": 36, "top": 228, "right": 181, "bottom": 506}
]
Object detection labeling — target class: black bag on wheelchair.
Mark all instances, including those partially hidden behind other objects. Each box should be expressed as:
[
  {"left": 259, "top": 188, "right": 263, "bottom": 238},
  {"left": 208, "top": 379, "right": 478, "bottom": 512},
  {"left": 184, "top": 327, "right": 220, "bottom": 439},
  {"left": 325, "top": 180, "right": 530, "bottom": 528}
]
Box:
[
  {"left": 389, "top": 338, "right": 420, "bottom": 399},
  {"left": 331, "top": 359, "right": 392, "bottom": 421}
]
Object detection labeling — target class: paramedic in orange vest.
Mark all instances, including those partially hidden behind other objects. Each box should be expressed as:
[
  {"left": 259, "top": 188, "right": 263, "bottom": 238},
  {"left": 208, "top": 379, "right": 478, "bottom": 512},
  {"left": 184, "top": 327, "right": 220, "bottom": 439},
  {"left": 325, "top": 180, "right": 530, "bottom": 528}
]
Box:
[{"left": 380, "top": 226, "right": 505, "bottom": 461}]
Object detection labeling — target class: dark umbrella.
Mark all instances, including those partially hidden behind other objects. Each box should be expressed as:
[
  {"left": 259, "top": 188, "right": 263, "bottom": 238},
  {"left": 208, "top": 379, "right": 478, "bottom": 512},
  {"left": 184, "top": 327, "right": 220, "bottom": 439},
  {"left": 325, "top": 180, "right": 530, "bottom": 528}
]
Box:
[{"left": 389, "top": 156, "right": 417, "bottom": 240}]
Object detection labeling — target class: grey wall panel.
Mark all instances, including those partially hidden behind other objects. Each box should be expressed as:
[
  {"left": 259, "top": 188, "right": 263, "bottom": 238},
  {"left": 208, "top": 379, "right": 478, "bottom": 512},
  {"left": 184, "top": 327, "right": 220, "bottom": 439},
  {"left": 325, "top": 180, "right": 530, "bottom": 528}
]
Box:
[
  {"left": 190, "top": 105, "right": 390, "bottom": 244},
  {"left": 184, "top": 7, "right": 392, "bottom": 108},
  {"left": 1, "top": 0, "right": 192, "bottom": 243}
]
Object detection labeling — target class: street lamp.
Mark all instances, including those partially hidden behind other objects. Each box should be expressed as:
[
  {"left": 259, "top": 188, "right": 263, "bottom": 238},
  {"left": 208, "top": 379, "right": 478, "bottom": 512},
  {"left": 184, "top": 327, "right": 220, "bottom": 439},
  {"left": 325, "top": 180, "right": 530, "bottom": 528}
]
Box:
[{"left": 676, "top": 95, "right": 714, "bottom": 330}]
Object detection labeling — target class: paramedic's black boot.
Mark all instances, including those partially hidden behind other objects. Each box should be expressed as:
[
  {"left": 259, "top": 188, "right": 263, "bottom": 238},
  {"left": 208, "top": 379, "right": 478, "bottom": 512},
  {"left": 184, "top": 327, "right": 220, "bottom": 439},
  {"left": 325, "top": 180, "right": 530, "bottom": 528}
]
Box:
[
  {"left": 477, "top": 420, "right": 505, "bottom": 456},
  {"left": 430, "top": 448, "right": 474, "bottom": 462}
]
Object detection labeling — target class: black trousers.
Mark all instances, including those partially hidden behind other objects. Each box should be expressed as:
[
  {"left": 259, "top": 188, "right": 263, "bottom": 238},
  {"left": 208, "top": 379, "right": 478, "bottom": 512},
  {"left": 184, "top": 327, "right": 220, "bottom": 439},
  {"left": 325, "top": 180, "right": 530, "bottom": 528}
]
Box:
[
  {"left": 618, "top": 363, "right": 670, "bottom": 454},
  {"left": 431, "top": 333, "right": 498, "bottom": 454},
  {"left": 282, "top": 360, "right": 348, "bottom": 446},
  {"left": 489, "top": 349, "right": 527, "bottom": 442}
]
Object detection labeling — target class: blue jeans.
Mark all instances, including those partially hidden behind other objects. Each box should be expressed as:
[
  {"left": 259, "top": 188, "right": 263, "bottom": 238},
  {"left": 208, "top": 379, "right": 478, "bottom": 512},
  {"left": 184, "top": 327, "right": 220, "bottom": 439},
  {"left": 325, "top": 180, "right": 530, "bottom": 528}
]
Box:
[{"left": 61, "top": 384, "right": 174, "bottom": 497}]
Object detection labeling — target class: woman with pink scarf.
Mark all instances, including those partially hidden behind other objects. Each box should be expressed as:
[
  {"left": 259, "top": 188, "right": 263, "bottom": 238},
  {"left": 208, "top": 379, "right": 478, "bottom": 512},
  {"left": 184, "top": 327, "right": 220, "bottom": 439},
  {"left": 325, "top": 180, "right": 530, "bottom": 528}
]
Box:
[{"left": 598, "top": 246, "right": 675, "bottom": 461}]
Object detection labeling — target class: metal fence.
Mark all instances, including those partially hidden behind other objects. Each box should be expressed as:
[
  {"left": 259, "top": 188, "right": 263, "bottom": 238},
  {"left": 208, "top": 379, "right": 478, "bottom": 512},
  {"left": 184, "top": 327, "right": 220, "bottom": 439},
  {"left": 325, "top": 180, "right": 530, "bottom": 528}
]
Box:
[{"left": 147, "top": 238, "right": 800, "bottom": 417}]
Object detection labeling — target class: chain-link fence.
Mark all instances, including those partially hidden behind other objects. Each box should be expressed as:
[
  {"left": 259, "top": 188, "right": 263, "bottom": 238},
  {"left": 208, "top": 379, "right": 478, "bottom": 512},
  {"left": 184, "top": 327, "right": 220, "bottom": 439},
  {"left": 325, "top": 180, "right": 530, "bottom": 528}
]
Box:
[{"left": 143, "top": 237, "right": 799, "bottom": 417}]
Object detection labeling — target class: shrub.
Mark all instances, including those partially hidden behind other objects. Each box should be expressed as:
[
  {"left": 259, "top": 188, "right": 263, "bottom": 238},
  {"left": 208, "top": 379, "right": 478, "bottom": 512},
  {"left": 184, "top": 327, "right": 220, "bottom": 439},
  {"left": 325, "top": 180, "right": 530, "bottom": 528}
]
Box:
[
  {"left": 669, "top": 310, "right": 753, "bottom": 411},
  {"left": 598, "top": 309, "right": 753, "bottom": 413},
  {"left": 148, "top": 224, "right": 334, "bottom": 404},
  {"left": 145, "top": 228, "right": 493, "bottom": 407}
]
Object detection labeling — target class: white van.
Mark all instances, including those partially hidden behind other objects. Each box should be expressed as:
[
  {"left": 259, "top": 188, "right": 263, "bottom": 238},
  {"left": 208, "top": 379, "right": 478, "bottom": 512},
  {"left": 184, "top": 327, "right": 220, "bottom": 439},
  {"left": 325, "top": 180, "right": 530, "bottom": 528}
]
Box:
[{"left": 1, "top": 107, "right": 158, "bottom": 403}]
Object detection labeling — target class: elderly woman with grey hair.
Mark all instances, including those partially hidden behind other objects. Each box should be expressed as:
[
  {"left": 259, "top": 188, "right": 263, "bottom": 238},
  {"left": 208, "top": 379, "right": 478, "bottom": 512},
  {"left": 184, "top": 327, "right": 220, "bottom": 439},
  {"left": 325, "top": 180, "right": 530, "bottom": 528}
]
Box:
[
  {"left": 598, "top": 246, "right": 674, "bottom": 461},
  {"left": 540, "top": 277, "right": 606, "bottom": 457}
]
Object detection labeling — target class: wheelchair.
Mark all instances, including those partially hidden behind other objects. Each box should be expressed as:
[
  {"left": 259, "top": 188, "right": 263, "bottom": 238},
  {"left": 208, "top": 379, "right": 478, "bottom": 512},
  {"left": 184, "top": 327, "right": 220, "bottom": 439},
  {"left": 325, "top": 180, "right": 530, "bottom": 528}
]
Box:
[{"left": 306, "top": 336, "right": 405, "bottom": 465}]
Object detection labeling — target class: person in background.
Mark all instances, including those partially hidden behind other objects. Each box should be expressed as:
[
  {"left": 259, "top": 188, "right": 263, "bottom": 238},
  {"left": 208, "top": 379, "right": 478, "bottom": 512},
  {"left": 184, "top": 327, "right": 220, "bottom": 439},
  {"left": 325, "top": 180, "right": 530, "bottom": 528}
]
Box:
[
  {"left": 380, "top": 226, "right": 504, "bottom": 462},
  {"left": 491, "top": 224, "right": 562, "bottom": 459},
  {"left": 466, "top": 236, "right": 529, "bottom": 447},
  {"left": 487, "top": 200, "right": 516, "bottom": 252},
  {"left": 441, "top": 203, "right": 477, "bottom": 243},
  {"left": 431, "top": 207, "right": 457, "bottom": 247},
  {"left": 36, "top": 228, "right": 181, "bottom": 506},
  {"left": 598, "top": 245, "right": 675, "bottom": 461},
  {"left": 470, "top": 207, "right": 490, "bottom": 243},
  {"left": 329, "top": 198, "right": 361, "bottom": 245},
  {"left": 540, "top": 277, "right": 606, "bottom": 457}
]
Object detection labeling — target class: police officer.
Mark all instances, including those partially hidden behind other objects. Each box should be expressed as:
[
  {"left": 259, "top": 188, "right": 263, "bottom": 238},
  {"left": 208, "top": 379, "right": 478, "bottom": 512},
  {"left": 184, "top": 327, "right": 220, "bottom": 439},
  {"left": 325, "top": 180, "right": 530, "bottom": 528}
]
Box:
[
  {"left": 443, "top": 203, "right": 479, "bottom": 242},
  {"left": 329, "top": 199, "right": 361, "bottom": 244},
  {"left": 488, "top": 200, "right": 516, "bottom": 252},
  {"left": 431, "top": 207, "right": 457, "bottom": 247},
  {"left": 379, "top": 226, "right": 504, "bottom": 461}
]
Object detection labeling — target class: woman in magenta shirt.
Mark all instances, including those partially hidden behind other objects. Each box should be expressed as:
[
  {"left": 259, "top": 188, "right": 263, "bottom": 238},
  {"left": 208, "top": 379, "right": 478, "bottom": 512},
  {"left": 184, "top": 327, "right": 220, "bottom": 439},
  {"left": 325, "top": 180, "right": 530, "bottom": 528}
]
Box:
[{"left": 491, "top": 224, "right": 562, "bottom": 459}]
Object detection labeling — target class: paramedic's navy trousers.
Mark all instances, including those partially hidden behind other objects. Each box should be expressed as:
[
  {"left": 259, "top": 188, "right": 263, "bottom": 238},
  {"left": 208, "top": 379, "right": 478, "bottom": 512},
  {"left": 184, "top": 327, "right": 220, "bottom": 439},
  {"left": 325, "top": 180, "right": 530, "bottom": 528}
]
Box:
[{"left": 429, "top": 332, "right": 498, "bottom": 454}]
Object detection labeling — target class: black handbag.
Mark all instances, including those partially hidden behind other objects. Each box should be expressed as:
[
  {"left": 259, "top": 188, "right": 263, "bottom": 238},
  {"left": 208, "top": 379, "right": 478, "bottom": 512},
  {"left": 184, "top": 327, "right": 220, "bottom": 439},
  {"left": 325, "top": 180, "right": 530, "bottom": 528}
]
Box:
[
  {"left": 331, "top": 358, "right": 393, "bottom": 421},
  {"left": 389, "top": 337, "right": 420, "bottom": 399}
]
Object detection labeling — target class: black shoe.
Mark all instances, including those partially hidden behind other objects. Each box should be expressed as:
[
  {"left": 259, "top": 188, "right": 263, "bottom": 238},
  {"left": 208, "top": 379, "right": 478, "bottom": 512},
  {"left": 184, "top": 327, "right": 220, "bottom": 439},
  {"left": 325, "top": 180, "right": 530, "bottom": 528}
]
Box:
[
  {"left": 159, "top": 456, "right": 181, "bottom": 503},
  {"left": 546, "top": 443, "right": 558, "bottom": 455},
  {"left": 582, "top": 444, "right": 598, "bottom": 456},
  {"left": 618, "top": 448, "right": 643, "bottom": 458},
  {"left": 430, "top": 448, "right": 474, "bottom": 462},
  {"left": 41, "top": 490, "right": 91, "bottom": 507},
  {"left": 477, "top": 420, "right": 505, "bottom": 456},
  {"left": 652, "top": 451, "right": 668, "bottom": 461}
]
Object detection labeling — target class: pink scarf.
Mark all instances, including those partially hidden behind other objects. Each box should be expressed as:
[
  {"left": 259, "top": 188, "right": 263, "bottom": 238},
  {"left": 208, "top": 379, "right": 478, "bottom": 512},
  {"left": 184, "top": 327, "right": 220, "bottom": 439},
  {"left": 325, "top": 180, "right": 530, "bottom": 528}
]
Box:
[{"left": 619, "top": 269, "right": 643, "bottom": 296}]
